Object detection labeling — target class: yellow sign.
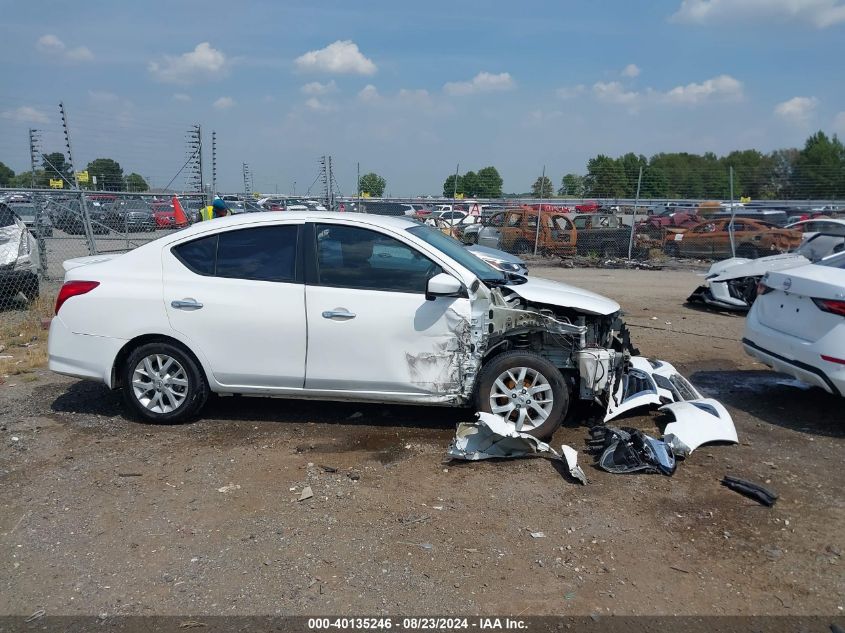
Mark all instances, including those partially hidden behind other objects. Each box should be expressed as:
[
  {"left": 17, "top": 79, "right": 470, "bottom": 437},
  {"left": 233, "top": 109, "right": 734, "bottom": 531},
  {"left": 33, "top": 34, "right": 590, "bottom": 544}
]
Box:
[
  {"left": 740, "top": 196, "right": 751, "bottom": 203},
  {"left": 76, "top": 170, "right": 89, "bottom": 183},
  {"left": 361, "top": 191, "right": 371, "bottom": 198},
  {"left": 455, "top": 193, "right": 465, "bottom": 200},
  {"left": 49, "top": 179, "right": 64, "bottom": 189}
]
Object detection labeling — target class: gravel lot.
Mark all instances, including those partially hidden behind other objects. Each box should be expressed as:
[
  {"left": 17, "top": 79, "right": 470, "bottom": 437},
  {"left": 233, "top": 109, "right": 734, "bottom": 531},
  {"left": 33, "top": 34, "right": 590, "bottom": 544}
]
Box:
[{"left": 0, "top": 266, "right": 842, "bottom": 617}]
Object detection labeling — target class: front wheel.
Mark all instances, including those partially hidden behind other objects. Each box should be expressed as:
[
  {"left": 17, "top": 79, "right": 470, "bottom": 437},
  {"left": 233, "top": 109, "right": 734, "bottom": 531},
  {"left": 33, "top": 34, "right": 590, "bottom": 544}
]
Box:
[
  {"left": 475, "top": 351, "right": 569, "bottom": 439},
  {"left": 122, "top": 342, "right": 208, "bottom": 423}
]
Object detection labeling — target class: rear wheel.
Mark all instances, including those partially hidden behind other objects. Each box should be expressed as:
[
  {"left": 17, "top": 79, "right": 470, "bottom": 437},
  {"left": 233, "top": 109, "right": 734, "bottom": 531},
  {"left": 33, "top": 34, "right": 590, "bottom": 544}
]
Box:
[
  {"left": 601, "top": 242, "right": 619, "bottom": 258},
  {"left": 513, "top": 239, "right": 532, "bottom": 255},
  {"left": 665, "top": 242, "right": 680, "bottom": 258},
  {"left": 122, "top": 342, "right": 208, "bottom": 423},
  {"left": 475, "top": 351, "right": 569, "bottom": 439}
]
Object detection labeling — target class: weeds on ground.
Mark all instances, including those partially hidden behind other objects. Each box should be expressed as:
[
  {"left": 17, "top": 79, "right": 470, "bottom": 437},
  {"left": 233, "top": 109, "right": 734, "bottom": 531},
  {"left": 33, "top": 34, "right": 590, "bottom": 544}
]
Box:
[{"left": 0, "top": 294, "right": 54, "bottom": 380}]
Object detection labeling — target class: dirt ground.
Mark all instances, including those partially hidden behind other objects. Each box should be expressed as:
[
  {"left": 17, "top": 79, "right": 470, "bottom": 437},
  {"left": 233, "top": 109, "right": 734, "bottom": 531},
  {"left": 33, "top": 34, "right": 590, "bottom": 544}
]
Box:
[{"left": 0, "top": 266, "right": 843, "bottom": 617}]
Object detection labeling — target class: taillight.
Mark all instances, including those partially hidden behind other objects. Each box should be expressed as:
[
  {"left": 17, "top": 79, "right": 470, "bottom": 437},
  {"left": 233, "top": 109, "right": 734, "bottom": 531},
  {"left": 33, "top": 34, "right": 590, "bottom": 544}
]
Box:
[
  {"left": 55, "top": 281, "right": 100, "bottom": 314},
  {"left": 813, "top": 298, "right": 845, "bottom": 317},
  {"left": 756, "top": 279, "right": 774, "bottom": 296}
]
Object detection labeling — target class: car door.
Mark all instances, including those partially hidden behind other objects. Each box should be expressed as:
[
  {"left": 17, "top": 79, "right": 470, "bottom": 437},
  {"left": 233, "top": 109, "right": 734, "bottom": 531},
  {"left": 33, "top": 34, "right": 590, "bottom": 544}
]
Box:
[
  {"left": 478, "top": 212, "right": 505, "bottom": 248},
  {"left": 162, "top": 222, "right": 307, "bottom": 389},
  {"left": 303, "top": 221, "right": 471, "bottom": 396}
]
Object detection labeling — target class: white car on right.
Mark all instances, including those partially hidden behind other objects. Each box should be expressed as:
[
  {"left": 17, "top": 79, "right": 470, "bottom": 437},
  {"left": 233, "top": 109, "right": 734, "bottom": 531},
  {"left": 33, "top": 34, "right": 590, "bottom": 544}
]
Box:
[{"left": 743, "top": 251, "right": 845, "bottom": 397}]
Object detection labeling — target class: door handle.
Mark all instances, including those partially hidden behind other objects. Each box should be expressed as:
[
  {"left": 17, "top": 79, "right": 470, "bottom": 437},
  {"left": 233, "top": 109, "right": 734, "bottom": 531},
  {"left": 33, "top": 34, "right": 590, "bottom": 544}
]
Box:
[
  {"left": 322, "top": 309, "right": 356, "bottom": 320},
  {"left": 171, "top": 298, "right": 203, "bottom": 310}
]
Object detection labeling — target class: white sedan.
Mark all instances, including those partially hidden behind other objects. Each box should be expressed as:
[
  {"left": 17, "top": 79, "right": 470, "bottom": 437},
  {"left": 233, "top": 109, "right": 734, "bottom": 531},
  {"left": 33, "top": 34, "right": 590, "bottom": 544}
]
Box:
[
  {"left": 50, "top": 212, "right": 669, "bottom": 436},
  {"left": 744, "top": 252, "right": 845, "bottom": 397}
]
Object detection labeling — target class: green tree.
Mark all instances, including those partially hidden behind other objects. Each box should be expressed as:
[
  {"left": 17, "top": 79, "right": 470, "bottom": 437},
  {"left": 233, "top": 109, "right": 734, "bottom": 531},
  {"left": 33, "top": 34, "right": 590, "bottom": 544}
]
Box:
[
  {"left": 86, "top": 158, "right": 124, "bottom": 191},
  {"left": 476, "top": 166, "right": 503, "bottom": 197},
  {"left": 443, "top": 174, "right": 462, "bottom": 198},
  {"left": 640, "top": 167, "right": 669, "bottom": 198},
  {"left": 359, "top": 172, "right": 386, "bottom": 197},
  {"left": 559, "top": 173, "right": 584, "bottom": 197},
  {"left": 41, "top": 151, "right": 71, "bottom": 186},
  {"left": 9, "top": 170, "right": 44, "bottom": 188},
  {"left": 124, "top": 173, "right": 149, "bottom": 192},
  {"left": 584, "top": 155, "right": 627, "bottom": 197},
  {"left": 531, "top": 175, "right": 555, "bottom": 197},
  {"left": 0, "top": 161, "right": 14, "bottom": 187},
  {"left": 462, "top": 171, "right": 480, "bottom": 197},
  {"left": 619, "top": 153, "right": 647, "bottom": 196},
  {"left": 793, "top": 131, "right": 845, "bottom": 199}
]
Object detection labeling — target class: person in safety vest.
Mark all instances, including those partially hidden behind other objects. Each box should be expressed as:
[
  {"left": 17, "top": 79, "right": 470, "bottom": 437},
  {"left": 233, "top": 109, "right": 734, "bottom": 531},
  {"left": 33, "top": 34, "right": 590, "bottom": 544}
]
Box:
[{"left": 200, "top": 197, "right": 230, "bottom": 221}]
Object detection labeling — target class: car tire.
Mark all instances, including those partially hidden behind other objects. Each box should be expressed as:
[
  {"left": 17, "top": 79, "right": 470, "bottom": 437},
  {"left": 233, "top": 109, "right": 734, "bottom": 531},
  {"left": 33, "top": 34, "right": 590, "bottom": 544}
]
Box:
[
  {"left": 122, "top": 342, "right": 208, "bottom": 424},
  {"left": 475, "top": 350, "right": 569, "bottom": 439},
  {"left": 665, "top": 242, "right": 680, "bottom": 258},
  {"left": 513, "top": 239, "right": 532, "bottom": 255},
  {"left": 601, "top": 242, "right": 619, "bottom": 258}
]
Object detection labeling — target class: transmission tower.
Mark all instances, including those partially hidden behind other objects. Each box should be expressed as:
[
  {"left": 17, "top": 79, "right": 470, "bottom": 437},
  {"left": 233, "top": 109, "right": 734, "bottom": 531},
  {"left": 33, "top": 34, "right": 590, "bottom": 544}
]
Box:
[
  {"left": 28, "top": 129, "right": 41, "bottom": 188},
  {"left": 186, "top": 124, "right": 203, "bottom": 196},
  {"left": 319, "top": 155, "right": 336, "bottom": 210},
  {"left": 211, "top": 131, "right": 217, "bottom": 196},
  {"left": 59, "top": 101, "right": 97, "bottom": 254},
  {"left": 242, "top": 163, "right": 252, "bottom": 198}
]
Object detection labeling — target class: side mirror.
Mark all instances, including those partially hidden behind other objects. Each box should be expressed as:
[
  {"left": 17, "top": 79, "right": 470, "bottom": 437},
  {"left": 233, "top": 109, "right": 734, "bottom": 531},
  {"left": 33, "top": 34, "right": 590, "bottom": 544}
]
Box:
[{"left": 425, "top": 273, "right": 464, "bottom": 301}]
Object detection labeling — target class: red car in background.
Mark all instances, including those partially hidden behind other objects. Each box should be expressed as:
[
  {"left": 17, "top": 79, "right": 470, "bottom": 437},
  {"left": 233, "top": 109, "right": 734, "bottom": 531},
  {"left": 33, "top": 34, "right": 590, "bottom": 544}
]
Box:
[{"left": 151, "top": 202, "right": 183, "bottom": 229}]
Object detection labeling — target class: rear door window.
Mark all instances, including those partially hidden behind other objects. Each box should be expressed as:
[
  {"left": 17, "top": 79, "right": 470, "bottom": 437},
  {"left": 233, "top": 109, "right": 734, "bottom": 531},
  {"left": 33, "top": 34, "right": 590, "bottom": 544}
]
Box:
[{"left": 173, "top": 225, "right": 298, "bottom": 282}]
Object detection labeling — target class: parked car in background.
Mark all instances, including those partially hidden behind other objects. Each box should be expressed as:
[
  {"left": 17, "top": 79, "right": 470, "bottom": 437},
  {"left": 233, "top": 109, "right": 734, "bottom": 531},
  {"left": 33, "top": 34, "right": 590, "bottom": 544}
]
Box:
[
  {"left": 465, "top": 244, "right": 529, "bottom": 276},
  {"left": 478, "top": 208, "right": 576, "bottom": 255},
  {"left": 665, "top": 219, "right": 802, "bottom": 259},
  {"left": 48, "top": 199, "right": 111, "bottom": 235},
  {"left": 687, "top": 232, "right": 845, "bottom": 311},
  {"left": 785, "top": 218, "right": 845, "bottom": 240},
  {"left": 102, "top": 200, "right": 156, "bottom": 232},
  {"left": 569, "top": 213, "right": 630, "bottom": 258},
  {"left": 9, "top": 203, "right": 53, "bottom": 237},
  {"left": 0, "top": 203, "right": 39, "bottom": 303},
  {"left": 744, "top": 252, "right": 845, "bottom": 397},
  {"left": 361, "top": 201, "right": 416, "bottom": 216},
  {"left": 707, "top": 209, "right": 789, "bottom": 227}
]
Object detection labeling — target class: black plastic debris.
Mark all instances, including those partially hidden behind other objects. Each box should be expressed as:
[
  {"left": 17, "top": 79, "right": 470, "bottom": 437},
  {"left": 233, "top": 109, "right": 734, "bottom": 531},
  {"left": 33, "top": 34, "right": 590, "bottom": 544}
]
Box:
[
  {"left": 721, "top": 475, "right": 779, "bottom": 507},
  {"left": 589, "top": 426, "right": 677, "bottom": 476}
]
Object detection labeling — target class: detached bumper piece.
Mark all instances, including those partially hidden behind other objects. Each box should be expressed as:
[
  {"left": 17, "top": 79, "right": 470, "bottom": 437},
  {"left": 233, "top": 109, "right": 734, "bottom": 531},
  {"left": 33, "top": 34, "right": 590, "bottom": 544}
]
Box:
[
  {"left": 605, "top": 356, "right": 703, "bottom": 422},
  {"left": 687, "top": 281, "right": 752, "bottom": 312},
  {"left": 588, "top": 426, "right": 676, "bottom": 476},
  {"left": 661, "top": 398, "right": 738, "bottom": 457},
  {"left": 721, "top": 475, "right": 778, "bottom": 507},
  {"left": 447, "top": 413, "right": 587, "bottom": 485}
]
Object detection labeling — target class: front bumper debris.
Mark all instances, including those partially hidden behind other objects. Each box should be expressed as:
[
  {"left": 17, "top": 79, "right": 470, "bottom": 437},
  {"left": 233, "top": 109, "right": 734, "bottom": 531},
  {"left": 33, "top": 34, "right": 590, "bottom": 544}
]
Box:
[{"left": 605, "top": 356, "right": 702, "bottom": 422}]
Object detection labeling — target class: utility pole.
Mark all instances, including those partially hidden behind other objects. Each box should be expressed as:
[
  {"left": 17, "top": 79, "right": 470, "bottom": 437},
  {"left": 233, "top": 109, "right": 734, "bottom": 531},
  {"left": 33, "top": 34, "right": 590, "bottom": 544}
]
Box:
[
  {"left": 627, "top": 166, "right": 643, "bottom": 259},
  {"left": 29, "top": 128, "right": 47, "bottom": 277},
  {"left": 211, "top": 131, "right": 217, "bottom": 197},
  {"left": 452, "top": 163, "right": 460, "bottom": 203},
  {"left": 60, "top": 102, "right": 97, "bottom": 255},
  {"left": 327, "top": 155, "right": 334, "bottom": 211},
  {"left": 357, "top": 161, "right": 360, "bottom": 211},
  {"left": 533, "top": 165, "right": 545, "bottom": 256},
  {"left": 186, "top": 124, "right": 203, "bottom": 203},
  {"left": 728, "top": 166, "right": 736, "bottom": 257}
]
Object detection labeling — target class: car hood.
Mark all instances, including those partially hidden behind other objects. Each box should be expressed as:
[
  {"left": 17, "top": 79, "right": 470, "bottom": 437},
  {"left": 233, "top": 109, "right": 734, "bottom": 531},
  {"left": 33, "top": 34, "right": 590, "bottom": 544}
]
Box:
[
  {"left": 466, "top": 244, "right": 525, "bottom": 265},
  {"left": 706, "top": 253, "right": 810, "bottom": 282},
  {"left": 505, "top": 276, "right": 620, "bottom": 315}
]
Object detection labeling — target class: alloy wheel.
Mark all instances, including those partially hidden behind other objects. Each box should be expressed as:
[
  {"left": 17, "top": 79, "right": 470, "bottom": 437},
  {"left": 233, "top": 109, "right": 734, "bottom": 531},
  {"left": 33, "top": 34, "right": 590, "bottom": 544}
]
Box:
[{"left": 488, "top": 366, "right": 554, "bottom": 432}]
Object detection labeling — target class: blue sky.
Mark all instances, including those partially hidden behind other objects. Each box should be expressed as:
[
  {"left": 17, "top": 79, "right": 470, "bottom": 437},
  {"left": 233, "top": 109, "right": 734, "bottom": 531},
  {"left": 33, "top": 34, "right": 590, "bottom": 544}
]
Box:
[{"left": 1, "top": 0, "right": 843, "bottom": 195}]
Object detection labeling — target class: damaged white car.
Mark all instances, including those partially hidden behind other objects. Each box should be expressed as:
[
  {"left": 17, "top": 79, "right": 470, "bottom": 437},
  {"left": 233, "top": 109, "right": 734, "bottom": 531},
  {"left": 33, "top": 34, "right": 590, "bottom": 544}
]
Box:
[
  {"left": 49, "top": 212, "right": 704, "bottom": 437},
  {"left": 0, "top": 202, "right": 40, "bottom": 303},
  {"left": 688, "top": 233, "right": 845, "bottom": 312}
]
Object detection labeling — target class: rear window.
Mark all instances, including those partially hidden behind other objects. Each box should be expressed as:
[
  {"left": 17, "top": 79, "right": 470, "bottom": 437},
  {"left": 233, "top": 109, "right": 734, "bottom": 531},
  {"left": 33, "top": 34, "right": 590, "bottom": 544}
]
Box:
[
  {"left": 172, "top": 225, "right": 298, "bottom": 282},
  {"left": 819, "top": 252, "right": 845, "bottom": 269}
]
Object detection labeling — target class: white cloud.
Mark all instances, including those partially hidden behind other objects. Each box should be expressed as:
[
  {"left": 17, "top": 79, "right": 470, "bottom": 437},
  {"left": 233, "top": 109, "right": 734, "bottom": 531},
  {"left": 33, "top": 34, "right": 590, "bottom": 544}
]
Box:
[
  {"left": 36, "top": 34, "right": 94, "bottom": 62},
  {"left": 301, "top": 80, "right": 337, "bottom": 95},
  {"left": 173, "top": 93, "right": 192, "bottom": 102},
  {"left": 834, "top": 111, "right": 845, "bottom": 134},
  {"left": 149, "top": 42, "right": 228, "bottom": 84},
  {"left": 593, "top": 81, "right": 638, "bottom": 105},
  {"left": 662, "top": 74, "right": 743, "bottom": 104},
  {"left": 36, "top": 34, "right": 65, "bottom": 53},
  {"left": 357, "top": 84, "right": 381, "bottom": 102},
  {"left": 621, "top": 64, "right": 641, "bottom": 78},
  {"left": 555, "top": 84, "right": 586, "bottom": 100},
  {"left": 443, "top": 72, "right": 515, "bottom": 96},
  {"left": 66, "top": 46, "right": 94, "bottom": 61},
  {"left": 1, "top": 106, "right": 50, "bottom": 124},
  {"left": 213, "top": 96, "right": 234, "bottom": 110},
  {"left": 671, "top": 0, "right": 845, "bottom": 28},
  {"left": 774, "top": 96, "right": 819, "bottom": 125},
  {"left": 294, "top": 40, "right": 376, "bottom": 75},
  {"left": 305, "top": 97, "right": 335, "bottom": 112}
]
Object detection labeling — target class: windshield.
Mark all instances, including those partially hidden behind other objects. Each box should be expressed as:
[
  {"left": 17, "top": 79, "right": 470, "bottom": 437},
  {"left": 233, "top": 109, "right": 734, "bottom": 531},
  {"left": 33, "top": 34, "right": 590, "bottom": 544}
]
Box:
[{"left": 407, "top": 224, "right": 506, "bottom": 284}]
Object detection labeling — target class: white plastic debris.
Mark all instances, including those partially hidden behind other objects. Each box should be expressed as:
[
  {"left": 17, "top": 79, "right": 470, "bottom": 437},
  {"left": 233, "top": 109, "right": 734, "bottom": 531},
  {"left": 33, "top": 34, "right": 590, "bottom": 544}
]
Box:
[
  {"left": 298, "top": 486, "right": 314, "bottom": 501},
  {"left": 660, "top": 399, "right": 738, "bottom": 456},
  {"left": 216, "top": 483, "right": 240, "bottom": 493},
  {"left": 447, "top": 413, "right": 587, "bottom": 484}
]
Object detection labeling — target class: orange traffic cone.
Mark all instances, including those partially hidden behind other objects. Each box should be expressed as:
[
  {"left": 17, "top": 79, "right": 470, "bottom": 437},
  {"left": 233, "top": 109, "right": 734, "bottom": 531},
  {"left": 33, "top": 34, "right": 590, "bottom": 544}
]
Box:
[{"left": 172, "top": 196, "right": 188, "bottom": 226}]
